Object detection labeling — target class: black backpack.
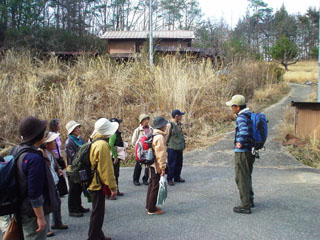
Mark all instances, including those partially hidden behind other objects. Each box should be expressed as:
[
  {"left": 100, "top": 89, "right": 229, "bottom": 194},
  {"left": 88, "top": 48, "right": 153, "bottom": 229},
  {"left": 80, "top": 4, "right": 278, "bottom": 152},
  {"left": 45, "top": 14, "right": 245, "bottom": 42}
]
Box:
[
  {"left": 0, "top": 146, "right": 38, "bottom": 216},
  {"left": 69, "top": 139, "right": 105, "bottom": 188}
]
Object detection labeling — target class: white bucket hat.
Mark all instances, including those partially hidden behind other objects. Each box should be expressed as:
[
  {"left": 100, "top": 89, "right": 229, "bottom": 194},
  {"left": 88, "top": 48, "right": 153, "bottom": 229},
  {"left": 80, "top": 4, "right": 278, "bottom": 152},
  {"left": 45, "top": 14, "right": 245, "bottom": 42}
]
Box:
[
  {"left": 45, "top": 132, "right": 60, "bottom": 143},
  {"left": 90, "top": 118, "right": 119, "bottom": 138},
  {"left": 66, "top": 120, "right": 81, "bottom": 135},
  {"left": 226, "top": 95, "right": 246, "bottom": 106}
]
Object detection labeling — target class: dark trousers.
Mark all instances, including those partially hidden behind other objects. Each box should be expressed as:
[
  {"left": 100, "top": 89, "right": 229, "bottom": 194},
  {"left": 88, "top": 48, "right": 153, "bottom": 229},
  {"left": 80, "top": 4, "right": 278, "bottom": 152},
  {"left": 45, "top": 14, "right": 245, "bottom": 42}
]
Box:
[
  {"left": 167, "top": 148, "right": 183, "bottom": 182},
  {"left": 52, "top": 187, "right": 62, "bottom": 226},
  {"left": 88, "top": 190, "right": 106, "bottom": 240},
  {"left": 235, "top": 152, "right": 255, "bottom": 208},
  {"left": 68, "top": 178, "right": 83, "bottom": 213},
  {"left": 133, "top": 161, "right": 149, "bottom": 182},
  {"left": 113, "top": 158, "right": 120, "bottom": 188},
  {"left": 146, "top": 167, "right": 160, "bottom": 212}
]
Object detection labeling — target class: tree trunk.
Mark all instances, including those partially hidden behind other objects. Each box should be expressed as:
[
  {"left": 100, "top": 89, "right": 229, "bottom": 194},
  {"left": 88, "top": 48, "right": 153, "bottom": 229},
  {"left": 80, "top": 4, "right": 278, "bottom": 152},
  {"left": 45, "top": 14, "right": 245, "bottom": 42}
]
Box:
[{"left": 281, "top": 61, "right": 289, "bottom": 71}]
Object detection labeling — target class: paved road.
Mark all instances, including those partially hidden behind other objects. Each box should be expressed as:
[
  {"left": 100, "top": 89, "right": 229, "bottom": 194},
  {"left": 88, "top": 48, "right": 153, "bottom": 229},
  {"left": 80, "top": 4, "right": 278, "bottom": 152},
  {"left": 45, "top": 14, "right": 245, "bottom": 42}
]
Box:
[{"left": 2, "top": 84, "right": 320, "bottom": 240}]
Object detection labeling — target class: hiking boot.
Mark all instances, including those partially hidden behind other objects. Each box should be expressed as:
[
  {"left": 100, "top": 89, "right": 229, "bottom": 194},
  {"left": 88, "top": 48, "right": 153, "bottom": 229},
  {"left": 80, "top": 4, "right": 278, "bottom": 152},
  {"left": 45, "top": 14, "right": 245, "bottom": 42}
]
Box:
[
  {"left": 79, "top": 207, "right": 90, "bottom": 213},
  {"left": 233, "top": 206, "right": 251, "bottom": 214},
  {"left": 117, "top": 191, "right": 124, "bottom": 196},
  {"left": 147, "top": 209, "right": 165, "bottom": 215},
  {"left": 168, "top": 181, "right": 174, "bottom": 186},
  {"left": 51, "top": 224, "right": 68, "bottom": 230},
  {"left": 133, "top": 180, "right": 141, "bottom": 186},
  {"left": 175, "top": 178, "right": 185, "bottom": 183},
  {"left": 69, "top": 212, "right": 83, "bottom": 217},
  {"left": 146, "top": 207, "right": 162, "bottom": 212},
  {"left": 108, "top": 195, "right": 117, "bottom": 200},
  {"left": 143, "top": 179, "right": 149, "bottom": 185},
  {"left": 47, "top": 231, "right": 55, "bottom": 237}
]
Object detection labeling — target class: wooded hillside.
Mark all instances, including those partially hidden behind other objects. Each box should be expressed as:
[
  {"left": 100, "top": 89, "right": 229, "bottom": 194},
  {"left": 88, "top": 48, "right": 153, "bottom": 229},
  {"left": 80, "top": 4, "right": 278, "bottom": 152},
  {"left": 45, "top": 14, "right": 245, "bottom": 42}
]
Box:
[{"left": 0, "top": 0, "right": 318, "bottom": 61}]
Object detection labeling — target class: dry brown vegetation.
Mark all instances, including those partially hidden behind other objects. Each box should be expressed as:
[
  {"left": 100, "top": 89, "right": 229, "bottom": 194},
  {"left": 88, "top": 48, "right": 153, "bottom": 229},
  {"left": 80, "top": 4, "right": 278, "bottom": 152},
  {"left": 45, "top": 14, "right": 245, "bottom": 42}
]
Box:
[
  {"left": 0, "top": 51, "right": 287, "bottom": 162},
  {"left": 283, "top": 60, "right": 318, "bottom": 83},
  {"left": 280, "top": 107, "right": 320, "bottom": 169},
  {"left": 280, "top": 60, "right": 320, "bottom": 169}
]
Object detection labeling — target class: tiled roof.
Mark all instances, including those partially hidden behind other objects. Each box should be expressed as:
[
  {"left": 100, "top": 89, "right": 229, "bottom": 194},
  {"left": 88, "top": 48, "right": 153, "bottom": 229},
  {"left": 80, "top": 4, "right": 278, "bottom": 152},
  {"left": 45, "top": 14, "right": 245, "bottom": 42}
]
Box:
[{"left": 100, "top": 31, "right": 195, "bottom": 39}]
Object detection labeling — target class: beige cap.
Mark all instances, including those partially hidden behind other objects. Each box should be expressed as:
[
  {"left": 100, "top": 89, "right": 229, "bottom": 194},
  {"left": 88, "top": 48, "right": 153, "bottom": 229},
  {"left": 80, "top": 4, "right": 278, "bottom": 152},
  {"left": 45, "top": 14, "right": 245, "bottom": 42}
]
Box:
[
  {"left": 66, "top": 120, "right": 81, "bottom": 135},
  {"left": 226, "top": 95, "right": 246, "bottom": 106},
  {"left": 45, "top": 132, "right": 60, "bottom": 143},
  {"left": 90, "top": 118, "right": 119, "bottom": 138},
  {"left": 139, "top": 113, "right": 150, "bottom": 123}
]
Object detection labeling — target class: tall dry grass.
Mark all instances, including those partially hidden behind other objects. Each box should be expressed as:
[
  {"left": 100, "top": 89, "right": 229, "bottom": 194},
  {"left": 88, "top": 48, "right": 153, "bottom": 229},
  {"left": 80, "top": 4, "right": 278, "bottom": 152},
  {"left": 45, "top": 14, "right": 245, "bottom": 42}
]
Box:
[
  {"left": 283, "top": 60, "right": 318, "bottom": 83},
  {"left": 0, "top": 51, "right": 285, "bottom": 158}
]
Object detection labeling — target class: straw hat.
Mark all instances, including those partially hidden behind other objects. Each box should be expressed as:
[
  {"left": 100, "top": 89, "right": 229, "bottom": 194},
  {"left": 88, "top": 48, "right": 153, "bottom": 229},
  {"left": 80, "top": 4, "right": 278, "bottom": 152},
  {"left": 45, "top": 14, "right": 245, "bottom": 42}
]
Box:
[
  {"left": 66, "top": 120, "right": 81, "bottom": 135},
  {"left": 90, "top": 118, "right": 119, "bottom": 138},
  {"left": 44, "top": 132, "right": 60, "bottom": 143}
]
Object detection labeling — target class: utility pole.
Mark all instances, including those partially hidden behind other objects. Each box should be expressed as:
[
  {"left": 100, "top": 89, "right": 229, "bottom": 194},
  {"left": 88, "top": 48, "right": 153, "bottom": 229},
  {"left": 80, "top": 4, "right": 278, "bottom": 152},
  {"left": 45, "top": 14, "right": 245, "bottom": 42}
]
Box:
[
  {"left": 149, "top": 0, "right": 153, "bottom": 68},
  {"left": 317, "top": 6, "right": 320, "bottom": 101},
  {"left": 318, "top": 6, "right": 320, "bottom": 101}
]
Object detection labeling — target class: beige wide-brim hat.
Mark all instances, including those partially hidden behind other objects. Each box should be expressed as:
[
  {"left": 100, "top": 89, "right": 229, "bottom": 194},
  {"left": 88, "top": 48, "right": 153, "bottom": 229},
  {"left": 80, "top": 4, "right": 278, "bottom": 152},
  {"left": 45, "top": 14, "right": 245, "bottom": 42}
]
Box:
[
  {"left": 66, "top": 120, "right": 81, "bottom": 135},
  {"left": 226, "top": 95, "right": 246, "bottom": 106},
  {"left": 45, "top": 132, "right": 60, "bottom": 143},
  {"left": 139, "top": 113, "right": 150, "bottom": 123},
  {"left": 90, "top": 118, "right": 119, "bottom": 138}
]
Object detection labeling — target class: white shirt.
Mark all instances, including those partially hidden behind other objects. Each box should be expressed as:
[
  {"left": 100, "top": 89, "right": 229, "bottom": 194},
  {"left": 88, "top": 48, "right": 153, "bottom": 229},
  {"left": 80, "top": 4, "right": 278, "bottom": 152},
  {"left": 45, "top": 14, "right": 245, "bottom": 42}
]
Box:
[{"left": 45, "top": 149, "right": 59, "bottom": 185}]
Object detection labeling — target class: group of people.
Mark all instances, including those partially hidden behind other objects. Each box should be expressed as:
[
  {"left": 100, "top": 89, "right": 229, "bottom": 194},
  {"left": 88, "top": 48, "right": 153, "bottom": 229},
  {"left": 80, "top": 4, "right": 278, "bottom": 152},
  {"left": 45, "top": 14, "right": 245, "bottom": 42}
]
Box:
[
  {"left": 1, "top": 93, "right": 257, "bottom": 240},
  {"left": 0, "top": 108, "right": 188, "bottom": 240}
]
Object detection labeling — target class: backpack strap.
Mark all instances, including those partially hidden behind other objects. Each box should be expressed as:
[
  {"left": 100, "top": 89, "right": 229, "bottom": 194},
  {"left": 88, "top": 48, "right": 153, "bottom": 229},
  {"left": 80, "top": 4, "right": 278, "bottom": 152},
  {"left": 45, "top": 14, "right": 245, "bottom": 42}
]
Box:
[{"left": 12, "top": 145, "right": 41, "bottom": 240}]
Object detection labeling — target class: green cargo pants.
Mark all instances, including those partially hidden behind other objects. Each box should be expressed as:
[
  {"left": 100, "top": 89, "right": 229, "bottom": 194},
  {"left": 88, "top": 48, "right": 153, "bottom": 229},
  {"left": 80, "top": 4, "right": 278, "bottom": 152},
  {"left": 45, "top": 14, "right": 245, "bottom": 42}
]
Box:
[
  {"left": 21, "top": 214, "right": 49, "bottom": 240},
  {"left": 235, "top": 152, "right": 255, "bottom": 208}
]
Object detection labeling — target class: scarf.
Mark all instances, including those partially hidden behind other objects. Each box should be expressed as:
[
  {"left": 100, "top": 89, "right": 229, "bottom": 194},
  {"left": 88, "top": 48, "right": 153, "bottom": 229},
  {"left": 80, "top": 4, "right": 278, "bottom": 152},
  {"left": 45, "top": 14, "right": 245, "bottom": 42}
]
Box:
[{"left": 69, "top": 135, "right": 84, "bottom": 147}]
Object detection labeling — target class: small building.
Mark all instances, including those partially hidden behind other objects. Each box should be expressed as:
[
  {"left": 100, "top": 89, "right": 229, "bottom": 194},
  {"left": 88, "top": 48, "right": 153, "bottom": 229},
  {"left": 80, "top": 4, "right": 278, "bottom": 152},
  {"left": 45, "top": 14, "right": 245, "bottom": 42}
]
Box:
[
  {"left": 291, "top": 101, "right": 320, "bottom": 139},
  {"left": 100, "top": 30, "right": 221, "bottom": 63}
]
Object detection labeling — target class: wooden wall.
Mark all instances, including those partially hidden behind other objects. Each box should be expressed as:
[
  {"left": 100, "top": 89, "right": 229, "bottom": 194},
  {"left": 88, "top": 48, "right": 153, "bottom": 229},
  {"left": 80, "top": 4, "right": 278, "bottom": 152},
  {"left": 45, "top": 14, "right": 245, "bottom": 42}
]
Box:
[
  {"left": 296, "top": 108, "right": 320, "bottom": 139},
  {"left": 108, "top": 40, "right": 136, "bottom": 54},
  {"left": 107, "top": 39, "right": 192, "bottom": 54}
]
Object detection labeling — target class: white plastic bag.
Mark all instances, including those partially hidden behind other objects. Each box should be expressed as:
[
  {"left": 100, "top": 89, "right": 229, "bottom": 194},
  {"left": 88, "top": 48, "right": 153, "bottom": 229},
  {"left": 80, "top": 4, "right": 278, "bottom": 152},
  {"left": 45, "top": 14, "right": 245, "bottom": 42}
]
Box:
[
  {"left": 116, "top": 142, "right": 128, "bottom": 160},
  {"left": 156, "top": 176, "right": 167, "bottom": 205}
]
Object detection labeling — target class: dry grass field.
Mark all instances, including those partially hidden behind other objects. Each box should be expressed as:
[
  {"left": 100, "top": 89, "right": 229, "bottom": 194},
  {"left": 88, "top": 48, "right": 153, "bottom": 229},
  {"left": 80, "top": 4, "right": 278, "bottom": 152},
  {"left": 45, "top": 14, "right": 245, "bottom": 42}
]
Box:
[
  {"left": 283, "top": 60, "right": 318, "bottom": 83},
  {"left": 0, "top": 51, "right": 287, "bottom": 162}
]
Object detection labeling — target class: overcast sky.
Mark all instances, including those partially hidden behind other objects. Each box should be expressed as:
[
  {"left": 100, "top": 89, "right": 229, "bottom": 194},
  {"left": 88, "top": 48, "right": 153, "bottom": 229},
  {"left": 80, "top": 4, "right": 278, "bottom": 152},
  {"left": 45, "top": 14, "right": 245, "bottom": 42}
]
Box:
[{"left": 198, "top": 0, "right": 320, "bottom": 28}]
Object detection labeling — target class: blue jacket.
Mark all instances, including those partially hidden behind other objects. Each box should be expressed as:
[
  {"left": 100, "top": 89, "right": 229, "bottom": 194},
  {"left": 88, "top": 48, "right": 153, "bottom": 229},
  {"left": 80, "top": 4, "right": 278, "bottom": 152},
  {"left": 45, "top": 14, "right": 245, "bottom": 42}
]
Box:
[
  {"left": 234, "top": 108, "right": 253, "bottom": 152},
  {"left": 22, "top": 153, "right": 46, "bottom": 208}
]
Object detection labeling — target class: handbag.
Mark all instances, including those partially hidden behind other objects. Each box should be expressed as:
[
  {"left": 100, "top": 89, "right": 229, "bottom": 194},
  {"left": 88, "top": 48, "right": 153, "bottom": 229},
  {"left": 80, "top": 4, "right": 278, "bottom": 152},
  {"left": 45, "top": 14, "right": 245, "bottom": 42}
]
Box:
[
  {"left": 55, "top": 141, "right": 66, "bottom": 170},
  {"left": 57, "top": 175, "right": 68, "bottom": 197},
  {"left": 3, "top": 217, "right": 20, "bottom": 240}
]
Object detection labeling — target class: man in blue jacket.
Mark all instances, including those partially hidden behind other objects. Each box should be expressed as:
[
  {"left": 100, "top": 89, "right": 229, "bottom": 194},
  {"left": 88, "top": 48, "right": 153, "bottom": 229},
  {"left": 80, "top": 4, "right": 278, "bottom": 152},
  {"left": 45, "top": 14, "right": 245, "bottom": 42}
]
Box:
[{"left": 226, "top": 95, "right": 255, "bottom": 214}]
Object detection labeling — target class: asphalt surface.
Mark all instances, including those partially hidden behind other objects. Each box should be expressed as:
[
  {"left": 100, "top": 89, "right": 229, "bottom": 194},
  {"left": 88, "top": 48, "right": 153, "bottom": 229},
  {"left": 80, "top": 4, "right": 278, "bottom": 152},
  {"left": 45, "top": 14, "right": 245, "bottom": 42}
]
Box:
[{"left": 2, "top": 83, "right": 320, "bottom": 240}]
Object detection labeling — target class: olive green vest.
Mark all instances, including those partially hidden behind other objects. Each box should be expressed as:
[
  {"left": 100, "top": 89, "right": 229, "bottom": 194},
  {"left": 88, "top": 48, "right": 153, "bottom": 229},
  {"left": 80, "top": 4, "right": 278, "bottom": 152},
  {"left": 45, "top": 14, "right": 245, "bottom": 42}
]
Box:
[{"left": 168, "top": 122, "right": 185, "bottom": 150}]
